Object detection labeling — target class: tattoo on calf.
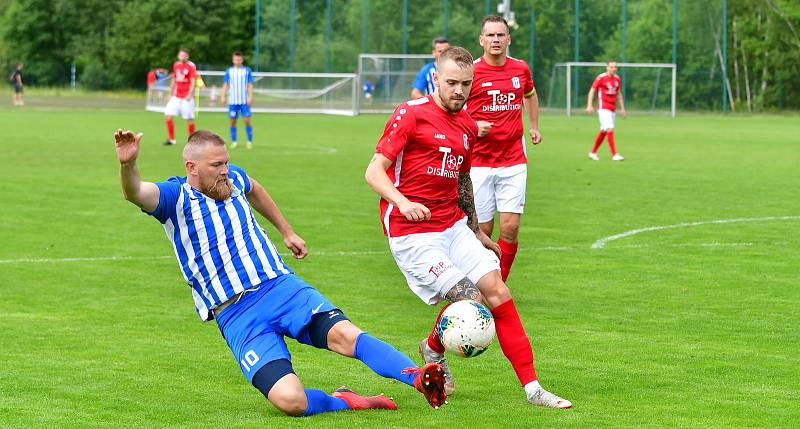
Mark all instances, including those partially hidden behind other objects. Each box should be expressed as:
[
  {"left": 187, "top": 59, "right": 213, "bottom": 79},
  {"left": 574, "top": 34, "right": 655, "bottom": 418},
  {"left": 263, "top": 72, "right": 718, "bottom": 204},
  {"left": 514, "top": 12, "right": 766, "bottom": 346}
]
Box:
[{"left": 445, "top": 277, "right": 481, "bottom": 302}]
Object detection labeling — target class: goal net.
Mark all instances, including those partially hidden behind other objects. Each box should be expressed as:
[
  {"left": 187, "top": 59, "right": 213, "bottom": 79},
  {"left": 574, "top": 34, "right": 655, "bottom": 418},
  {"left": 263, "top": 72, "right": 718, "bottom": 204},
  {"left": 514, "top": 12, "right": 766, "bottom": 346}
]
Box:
[
  {"left": 546, "top": 62, "right": 677, "bottom": 117},
  {"left": 147, "top": 71, "right": 359, "bottom": 116},
  {"left": 358, "top": 54, "right": 433, "bottom": 113}
]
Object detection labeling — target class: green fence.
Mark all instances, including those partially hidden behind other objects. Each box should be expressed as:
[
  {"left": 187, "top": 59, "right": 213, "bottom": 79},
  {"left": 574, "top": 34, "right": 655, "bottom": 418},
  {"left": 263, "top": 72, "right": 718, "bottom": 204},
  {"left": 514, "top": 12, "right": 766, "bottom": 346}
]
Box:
[{"left": 252, "top": 0, "right": 796, "bottom": 112}]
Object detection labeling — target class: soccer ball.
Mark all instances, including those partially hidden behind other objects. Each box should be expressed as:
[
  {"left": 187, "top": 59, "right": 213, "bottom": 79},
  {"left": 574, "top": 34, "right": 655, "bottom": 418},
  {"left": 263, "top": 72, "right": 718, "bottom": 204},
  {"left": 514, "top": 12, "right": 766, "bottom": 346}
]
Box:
[{"left": 437, "top": 300, "right": 496, "bottom": 358}]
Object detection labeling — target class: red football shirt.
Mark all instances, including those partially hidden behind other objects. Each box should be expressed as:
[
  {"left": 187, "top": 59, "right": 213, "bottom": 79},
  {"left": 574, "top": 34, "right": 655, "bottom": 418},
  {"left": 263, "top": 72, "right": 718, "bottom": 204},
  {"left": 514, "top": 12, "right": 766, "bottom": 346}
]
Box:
[
  {"left": 375, "top": 95, "right": 478, "bottom": 237},
  {"left": 173, "top": 61, "right": 197, "bottom": 99},
  {"left": 467, "top": 56, "right": 535, "bottom": 168},
  {"left": 591, "top": 73, "right": 621, "bottom": 111}
]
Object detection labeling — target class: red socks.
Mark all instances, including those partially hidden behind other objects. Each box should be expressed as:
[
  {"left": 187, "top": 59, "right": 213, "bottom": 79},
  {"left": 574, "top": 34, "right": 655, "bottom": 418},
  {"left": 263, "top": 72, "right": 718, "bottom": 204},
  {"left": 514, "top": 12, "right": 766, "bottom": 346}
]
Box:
[
  {"left": 607, "top": 130, "right": 617, "bottom": 155},
  {"left": 591, "top": 131, "right": 606, "bottom": 153},
  {"left": 165, "top": 117, "right": 175, "bottom": 141},
  {"left": 497, "top": 239, "right": 518, "bottom": 282},
  {"left": 426, "top": 303, "right": 451, "bottom": 354},
  {"left": 492, "top": 299, "right": 537, "bottom": 385},
  {"left": 188, "top": 122, "right": 196, "bottom": 135}
]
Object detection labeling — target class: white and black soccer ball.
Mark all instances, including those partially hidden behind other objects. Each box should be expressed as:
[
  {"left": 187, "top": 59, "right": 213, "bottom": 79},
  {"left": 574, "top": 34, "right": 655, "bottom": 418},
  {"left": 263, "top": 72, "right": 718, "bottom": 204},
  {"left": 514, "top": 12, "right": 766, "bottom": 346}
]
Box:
[{"left": 436, "top": 300, "right": 496, "bottom": 358}]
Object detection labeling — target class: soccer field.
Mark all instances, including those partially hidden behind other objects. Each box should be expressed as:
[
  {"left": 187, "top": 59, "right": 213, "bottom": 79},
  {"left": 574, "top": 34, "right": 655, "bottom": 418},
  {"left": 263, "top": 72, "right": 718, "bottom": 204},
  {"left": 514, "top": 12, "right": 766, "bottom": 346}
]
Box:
[{"left": 1, "top": 106, "right": 798, "bottom": 428}]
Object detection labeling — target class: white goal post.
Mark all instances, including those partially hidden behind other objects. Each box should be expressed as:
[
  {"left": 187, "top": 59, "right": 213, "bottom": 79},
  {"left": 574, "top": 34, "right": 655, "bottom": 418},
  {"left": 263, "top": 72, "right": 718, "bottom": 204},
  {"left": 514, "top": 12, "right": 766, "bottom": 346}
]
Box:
[
  {"left": 147, "top": 71, "right": 359, "bottom": 116},
  {"left": 556, "top": 62, "right": 677, "bottom": 117}
]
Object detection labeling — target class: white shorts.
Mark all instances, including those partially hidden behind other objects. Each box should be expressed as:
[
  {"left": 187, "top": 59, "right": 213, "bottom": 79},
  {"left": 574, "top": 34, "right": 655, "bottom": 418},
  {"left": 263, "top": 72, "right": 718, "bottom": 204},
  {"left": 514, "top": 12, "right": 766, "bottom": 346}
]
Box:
[
  {"left": 598, "top": 109, "right": 616, "bottom": 131},
  {"left": 388, "top": 218, "right": 501, "bottom": 305},
  {"left": 165, "top": 96, "right": 195, "bottom": 120},
  {"left": 470, "top": 164, "right": 527, "bottom": 223}
]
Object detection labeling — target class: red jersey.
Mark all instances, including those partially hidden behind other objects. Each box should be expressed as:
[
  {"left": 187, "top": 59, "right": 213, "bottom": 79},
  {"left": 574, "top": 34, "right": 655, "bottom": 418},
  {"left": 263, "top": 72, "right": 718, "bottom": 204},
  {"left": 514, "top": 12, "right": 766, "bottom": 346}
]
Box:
[
  {"left": 173, "top": 61, "right": 197, "bottom": 99},
  {"left": 467, "top": 56, "right": 535, "bottom": 168},
  {"left": 375, "top": 95, "right": 478, "bottom": 237},
  {"left": 591, "top": 73, "right": 621, "bottom": 111}
]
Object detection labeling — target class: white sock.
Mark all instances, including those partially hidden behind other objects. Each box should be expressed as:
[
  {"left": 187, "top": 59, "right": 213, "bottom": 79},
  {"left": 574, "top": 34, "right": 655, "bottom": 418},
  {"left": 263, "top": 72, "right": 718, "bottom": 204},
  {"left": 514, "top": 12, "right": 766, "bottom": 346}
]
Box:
[{"left": 524, "top": 380, "right": 542, "bottom": 396}]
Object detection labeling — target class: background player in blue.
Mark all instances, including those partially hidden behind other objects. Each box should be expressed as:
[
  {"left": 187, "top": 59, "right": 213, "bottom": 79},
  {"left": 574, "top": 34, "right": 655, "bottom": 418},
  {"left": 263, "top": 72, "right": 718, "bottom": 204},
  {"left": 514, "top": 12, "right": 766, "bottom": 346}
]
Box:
[
  {"left": 113, "top": 129, "right": 447, "bottom": 415},
  {"left": 410, "top": 37, "right": 449, "bottom": 99},
  {"left": 221, "top": 52, "right": 254, "bottom": 149}
]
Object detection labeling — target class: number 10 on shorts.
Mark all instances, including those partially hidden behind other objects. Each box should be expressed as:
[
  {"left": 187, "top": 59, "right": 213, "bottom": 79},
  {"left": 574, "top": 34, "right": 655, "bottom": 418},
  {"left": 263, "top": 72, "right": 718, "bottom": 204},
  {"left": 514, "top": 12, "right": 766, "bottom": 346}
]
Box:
[{"left": 241, "top": 349, "right": 260, "bottom": 372}]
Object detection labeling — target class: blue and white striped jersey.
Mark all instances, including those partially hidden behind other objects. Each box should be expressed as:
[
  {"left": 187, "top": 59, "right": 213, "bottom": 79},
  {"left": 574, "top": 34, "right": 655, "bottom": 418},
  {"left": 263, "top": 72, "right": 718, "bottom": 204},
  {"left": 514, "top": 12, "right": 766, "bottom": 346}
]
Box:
[
  {"left": 224, "top": 66, "right": 254, "bottom": 105},
  {"left": 146, "top": 164, "right": 292, "bottom": 321},
  {"left": 412, "top": 62, "right": 437, "bottom": 96}
]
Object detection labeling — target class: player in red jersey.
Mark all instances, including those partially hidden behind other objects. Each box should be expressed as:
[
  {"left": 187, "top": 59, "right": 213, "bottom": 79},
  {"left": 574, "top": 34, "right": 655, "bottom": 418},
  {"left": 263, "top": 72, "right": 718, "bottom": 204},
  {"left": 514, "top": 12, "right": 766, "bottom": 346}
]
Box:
[
  {"left": 163, "top": 48, "right": 197, "bottom": 146},
  {"left": 586, "top": 60, "right": 626, "bottom": 161},
  {"left": 466, "top": 15, "right": 540, "bottom": 283},
  {"left": 365, "top": 46, "right": 571, "bottom": 409}
]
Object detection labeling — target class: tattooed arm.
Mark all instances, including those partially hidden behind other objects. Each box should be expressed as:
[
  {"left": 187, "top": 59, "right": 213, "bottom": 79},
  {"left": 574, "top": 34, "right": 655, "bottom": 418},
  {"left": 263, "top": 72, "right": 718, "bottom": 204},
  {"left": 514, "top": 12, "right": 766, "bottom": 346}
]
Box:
[
  {"left": 457, "top": 172, "right": 479, "bottom": 232},
  {"left": 458, "top": 172, "right": 501, "bottom": 258}
]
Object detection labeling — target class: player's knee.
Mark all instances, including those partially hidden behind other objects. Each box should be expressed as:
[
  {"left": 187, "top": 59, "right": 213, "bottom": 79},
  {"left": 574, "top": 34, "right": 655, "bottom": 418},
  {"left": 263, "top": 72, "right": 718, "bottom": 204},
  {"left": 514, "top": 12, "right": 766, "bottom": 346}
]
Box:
[
  {"left": 270, "top": 390, "right": 308, "bottom": 416},
  {"left": 499, "top": 222, "right": 520, "bottom": 242},
  {"left": 326, "top": 320, "right": 363, "bottom": 357},
  {"left": 483, "top": 279, "right": 512, "bottom": 307}
]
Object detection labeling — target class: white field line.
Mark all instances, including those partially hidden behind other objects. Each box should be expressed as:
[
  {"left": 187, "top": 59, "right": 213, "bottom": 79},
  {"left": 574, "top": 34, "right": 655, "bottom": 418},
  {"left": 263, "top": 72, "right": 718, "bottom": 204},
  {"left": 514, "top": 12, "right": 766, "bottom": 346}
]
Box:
[
  {"left": 591, "top": 216, "right": 800, "bottom": 249},
  {"left": 0, "top": 241, "right": 794, "bottom": 265}
]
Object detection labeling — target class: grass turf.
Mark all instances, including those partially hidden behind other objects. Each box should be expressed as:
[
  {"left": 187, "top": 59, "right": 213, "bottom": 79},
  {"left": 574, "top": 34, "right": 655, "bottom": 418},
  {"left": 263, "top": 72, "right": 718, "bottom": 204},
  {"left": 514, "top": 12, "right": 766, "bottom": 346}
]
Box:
[{"left": 0, "top": 105, "right": 798, "bottom": 428}]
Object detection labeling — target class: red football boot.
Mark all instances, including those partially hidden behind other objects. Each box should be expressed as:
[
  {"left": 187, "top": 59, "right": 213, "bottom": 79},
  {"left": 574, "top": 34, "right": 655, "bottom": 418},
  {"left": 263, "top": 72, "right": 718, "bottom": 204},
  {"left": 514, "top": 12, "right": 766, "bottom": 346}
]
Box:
[
  {"left": 403, "top": 363, "right": 448, "bottom": 409},
  {"left": 332, "top": 387, "right": 398, "bottom": 411}
]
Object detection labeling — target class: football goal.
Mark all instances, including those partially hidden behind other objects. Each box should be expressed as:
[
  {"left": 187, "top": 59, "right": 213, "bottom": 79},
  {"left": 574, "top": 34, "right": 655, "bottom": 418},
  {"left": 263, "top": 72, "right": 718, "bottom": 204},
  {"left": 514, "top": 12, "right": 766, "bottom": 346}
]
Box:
[
  {"left": 547, "top": 62, "right": 677, "bottom": 117},
  {"left": 146, "top": 71, "right": 359, "bottom": 116},
  {"left": 358, "top": 54, "right": 434, "bottom": 113}
]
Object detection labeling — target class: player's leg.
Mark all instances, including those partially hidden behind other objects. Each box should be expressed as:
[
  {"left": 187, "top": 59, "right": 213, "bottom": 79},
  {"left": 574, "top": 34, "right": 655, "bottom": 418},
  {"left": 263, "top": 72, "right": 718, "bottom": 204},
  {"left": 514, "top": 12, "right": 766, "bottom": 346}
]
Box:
[
  {"left": 446, "top": 221, "right": 571, "bottom": 408},
  {"left": 217, "top": 284, "right": 393, "bottom": 416},
  {"left": 606, "top": 112, "right": 623, "bottom": 160},
  {"left": 228, "top": 105, "right": 239, "bottom": 148},
  {"left": 181, "top": 98, "right": 196, "bottom": 135},
  {"left": 242, "top": 104, "right": 253, "bottom": 148},
  {"left": 163, "top": 97, "right": 181, "bottom": 145},
  {"left": 470, "top": 166, "right": 498, "bottom": 239},
  {"left": 590, "top": 110, "right": 608, "bottom": 160},
  {"left": 390, "top": 231, "right": 471, "bottom": 395},
  {"left": 493, "top": 165, "right": 527, "bottom": 282},
  {"left": 280, "top": 275, "right": 445, "bottom": 408},
  {"left": 474, "top": 271, "right": 570, "bottom": 408}
]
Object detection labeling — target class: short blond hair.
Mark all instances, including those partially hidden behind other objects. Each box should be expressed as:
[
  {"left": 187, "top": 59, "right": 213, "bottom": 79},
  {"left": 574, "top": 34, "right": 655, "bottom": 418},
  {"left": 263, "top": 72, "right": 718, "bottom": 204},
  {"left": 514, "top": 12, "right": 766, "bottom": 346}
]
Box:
[
  {"left": 437, "top": 46, "right": 474, "bottom": 70},
  {"left": 183, "top": 130, "right": 226, "bottom": 161}
]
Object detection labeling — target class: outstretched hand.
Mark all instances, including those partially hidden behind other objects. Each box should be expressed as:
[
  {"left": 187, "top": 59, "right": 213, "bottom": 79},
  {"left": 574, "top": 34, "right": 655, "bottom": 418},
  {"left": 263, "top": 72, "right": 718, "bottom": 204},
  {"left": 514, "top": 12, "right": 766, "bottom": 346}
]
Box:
[
  {"left": 283, "top": 231, "right": 308, "bottom": 259},
  {"left": 114, "top": 129, "right": 143, "bottom": 165}
]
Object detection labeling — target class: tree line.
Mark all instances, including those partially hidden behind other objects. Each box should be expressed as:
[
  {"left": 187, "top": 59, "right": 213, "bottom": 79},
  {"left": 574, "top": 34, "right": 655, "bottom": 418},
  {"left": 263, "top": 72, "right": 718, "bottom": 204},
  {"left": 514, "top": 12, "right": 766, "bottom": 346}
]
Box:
[{"left": 1, "top": 0, "right": 797, "bottom": 110}]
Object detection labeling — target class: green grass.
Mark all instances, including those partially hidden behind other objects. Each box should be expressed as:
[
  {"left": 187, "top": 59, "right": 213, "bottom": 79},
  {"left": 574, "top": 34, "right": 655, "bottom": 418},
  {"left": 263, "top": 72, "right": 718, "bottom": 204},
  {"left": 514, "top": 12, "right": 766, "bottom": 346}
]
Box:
[{"left": 0, "top": 104, "right": 798, "bottom": 428}]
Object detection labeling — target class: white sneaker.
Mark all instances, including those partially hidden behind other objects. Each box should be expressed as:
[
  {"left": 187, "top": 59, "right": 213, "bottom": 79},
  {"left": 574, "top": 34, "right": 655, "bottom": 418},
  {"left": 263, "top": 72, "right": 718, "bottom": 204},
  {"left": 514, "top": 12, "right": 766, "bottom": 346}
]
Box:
[
  {"left": 526, "top": 386, "right": 572, "bottom": 409},
  {"left": 612, "top": 153, "right": 625, "bottom": 161},
  {"left": 588, "top": 152, "right": 600, "bottom": 161},
  {"left": 230, "top": 141, "right": 238, "bottom": 149},
  {"left": 246, "top": 141, "right": 253, "bottom": 149}
]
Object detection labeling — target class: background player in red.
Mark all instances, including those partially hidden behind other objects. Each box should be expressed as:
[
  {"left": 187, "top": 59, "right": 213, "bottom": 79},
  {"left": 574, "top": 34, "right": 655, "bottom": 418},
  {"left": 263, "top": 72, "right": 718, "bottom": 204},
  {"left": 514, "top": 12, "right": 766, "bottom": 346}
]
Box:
[
  {"left": 365, "top": 46, "right": 571, "bottom": 409},
  {"left": 467, "top": 15, "right": 540, "bottom": 282},
  {"left": 586, "top": 60, "right": 626, "bottom": 161},
  {"left": 163, "top": 48, "right": 197, "bottom": 146}
]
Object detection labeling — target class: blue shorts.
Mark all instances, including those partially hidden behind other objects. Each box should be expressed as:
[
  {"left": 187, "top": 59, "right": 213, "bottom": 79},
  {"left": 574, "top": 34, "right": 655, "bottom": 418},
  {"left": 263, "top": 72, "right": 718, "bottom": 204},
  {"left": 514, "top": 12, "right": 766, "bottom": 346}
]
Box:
[
  {"left": 228, "top": 104, "right": 252, "bottom": 119},
  {"left": 215, "top": 274, "right": 338, "bottom": 382}
]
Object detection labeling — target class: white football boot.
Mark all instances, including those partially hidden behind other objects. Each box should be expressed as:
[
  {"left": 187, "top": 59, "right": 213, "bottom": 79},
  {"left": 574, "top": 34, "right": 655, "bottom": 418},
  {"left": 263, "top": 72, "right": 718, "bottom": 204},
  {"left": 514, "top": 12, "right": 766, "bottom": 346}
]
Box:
[
  {"left": 612, "top": 153, "right": 625, "bottom": 161},
  {"left": 588, "top": 152, "right": 600, "bottom": 161},
  {"left": 525, "top": 381, "right": 572, "bottom": 409}
]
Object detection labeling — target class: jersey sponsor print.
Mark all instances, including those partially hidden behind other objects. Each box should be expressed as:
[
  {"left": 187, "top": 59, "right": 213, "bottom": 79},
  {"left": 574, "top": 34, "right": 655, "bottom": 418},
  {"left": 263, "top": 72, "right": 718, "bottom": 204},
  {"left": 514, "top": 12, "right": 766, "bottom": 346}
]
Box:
[
  {"left": 375, "top": 95, "right": 478, "bottom": 237},
  {"left": 467, "top": 57, "right": 534, "bottom": 167},
  {"left": 592, "top": 73, "right": 621, "bottom": 111},
  {"left": 173, "top": 61, "right": 197, "bottom": 99}
]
